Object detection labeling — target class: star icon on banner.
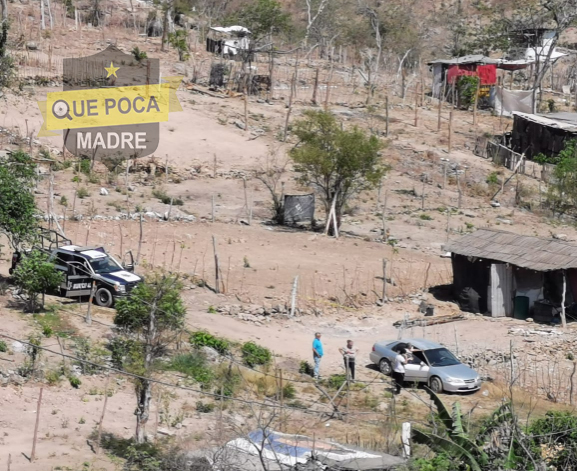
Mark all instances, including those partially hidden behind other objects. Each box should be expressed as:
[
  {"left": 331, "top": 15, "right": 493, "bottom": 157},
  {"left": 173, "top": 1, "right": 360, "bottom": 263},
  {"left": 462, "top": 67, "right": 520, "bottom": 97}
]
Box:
[{"left": 105, "top": 61, "right": 120, "bottom": 78}]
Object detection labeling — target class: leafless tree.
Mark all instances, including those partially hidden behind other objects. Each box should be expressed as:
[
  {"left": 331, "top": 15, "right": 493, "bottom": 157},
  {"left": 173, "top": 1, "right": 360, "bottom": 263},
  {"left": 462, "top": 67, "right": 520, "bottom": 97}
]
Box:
[
  {"left": 304, "top": 0, "right": 330, "bottom": 47},
  {"left": 357, "top": 1, "right": 382, "bottom": 103},
  {"left": 1, "top": 0, "right": 7, "bottom": 23},
  {"left": 253, "top": 148, "right": 289, "bottom": 224}
]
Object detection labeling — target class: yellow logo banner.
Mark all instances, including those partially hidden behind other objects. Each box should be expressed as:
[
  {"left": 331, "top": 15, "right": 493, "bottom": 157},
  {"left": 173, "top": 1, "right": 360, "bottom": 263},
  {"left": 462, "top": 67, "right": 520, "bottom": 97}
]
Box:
[{"left": 38, "top": 76, "right": 183, "bottom": 136}]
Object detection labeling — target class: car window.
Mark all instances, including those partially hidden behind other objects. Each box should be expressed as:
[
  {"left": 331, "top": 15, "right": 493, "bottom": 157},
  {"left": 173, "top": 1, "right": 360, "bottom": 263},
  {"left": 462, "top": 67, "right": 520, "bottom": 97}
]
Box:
[
  {"left": 89, "top": 256, "right": 122, "bottom": 274},
  {"left": 411, "top": 351, "right": 427, "bottom": 365},
  {"left": 423, "top": 348, "right": 460, "bottom": 367},
  {"left": 69, "top": 255, "right": 90, "bottom": 275},
  {"left": 54, "top": 252, "right": 70, "bottom": 266}
]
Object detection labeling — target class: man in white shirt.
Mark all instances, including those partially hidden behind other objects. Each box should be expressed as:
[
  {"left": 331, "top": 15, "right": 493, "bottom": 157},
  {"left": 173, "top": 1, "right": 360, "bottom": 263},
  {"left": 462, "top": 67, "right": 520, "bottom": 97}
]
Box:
[
  {"left": 339, "top": 340, "right": 358, "bottom": 381},
  {"left": 392, "top": 350, "right": 408, "bottom": 395}
]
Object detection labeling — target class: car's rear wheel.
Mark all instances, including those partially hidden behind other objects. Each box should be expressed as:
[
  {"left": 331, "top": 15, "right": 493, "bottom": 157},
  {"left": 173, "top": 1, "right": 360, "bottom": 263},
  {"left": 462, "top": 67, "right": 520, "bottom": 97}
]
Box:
[
  {"left": 379, "top": 358, "right": 392, "bottom": 376},
  {"left": 430, "top": 376, "right": 444, "bottom": 393},
  {"left": 95, "top": 287, "right": 114, "bottom": 308}
]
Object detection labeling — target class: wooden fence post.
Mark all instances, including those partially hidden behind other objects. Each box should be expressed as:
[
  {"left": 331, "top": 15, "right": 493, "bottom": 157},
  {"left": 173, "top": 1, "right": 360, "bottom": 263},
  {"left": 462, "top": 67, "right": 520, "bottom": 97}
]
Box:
[
  {"left": 212, "top": 236, "right": 220, "bottom": 294},
  {"left": 312, "top": 68, "right": 319, "bottom": 105},
  {"left": 86, "top": 282, "right": 95, "bottom": 325},
  {"left": 279, "top": 369, "right": 284, "bottom": 431},
  {"left": 448, "top": 110, "right": 453, "bottom": 153},
  {"left": 290, "top": 276, "right": 299, "bottom": 316},
  {"left": 96, "top": 374, "right": 111, "bottom": 454},
  {"left": 382, "top": 259, "right": 387, "bottom": 304},
  {"left": 473, "top": 78, "right": 480, "bottom": 126},
  {"left": 562, "top": 270, "right": 567, "bottom": 328},
  {"left": 30, "top": 387, "right": 43, "bottom": 462},
  {"left": 414, "top": 82, "right": 419, "bottom": 127},
  {"left": 438, "top": 77, "right": 446, "bottom": 132}
]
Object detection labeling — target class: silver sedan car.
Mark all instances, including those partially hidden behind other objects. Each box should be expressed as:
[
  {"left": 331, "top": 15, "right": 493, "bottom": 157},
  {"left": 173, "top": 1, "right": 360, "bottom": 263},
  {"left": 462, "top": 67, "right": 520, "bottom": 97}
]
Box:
[{"left": 369, "top": 338, "right": 481, "bottom": 393}]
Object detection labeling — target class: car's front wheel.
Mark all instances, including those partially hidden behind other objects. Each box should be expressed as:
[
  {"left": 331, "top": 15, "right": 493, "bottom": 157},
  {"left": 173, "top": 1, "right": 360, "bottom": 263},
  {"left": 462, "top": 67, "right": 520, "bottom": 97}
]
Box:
[
  {"left": 430, "top": 376, "right": 444, "bottom": 393},
  {"left": 94, "top": 287, "right": 114, "bottom": 308},
  {"left": 379, "top": 358, "right": 392, "bottom": 376}
]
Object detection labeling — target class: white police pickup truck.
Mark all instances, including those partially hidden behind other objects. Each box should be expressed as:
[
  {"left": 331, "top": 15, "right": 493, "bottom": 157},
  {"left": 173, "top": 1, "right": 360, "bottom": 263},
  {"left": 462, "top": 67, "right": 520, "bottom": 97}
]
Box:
[{"left": 10, "top": 229, "right": 142, "bottom": 308}]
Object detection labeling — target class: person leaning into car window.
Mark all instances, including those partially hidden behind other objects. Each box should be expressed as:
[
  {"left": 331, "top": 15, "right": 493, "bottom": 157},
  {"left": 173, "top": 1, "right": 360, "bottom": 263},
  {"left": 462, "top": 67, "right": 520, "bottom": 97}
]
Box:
[{"left": 392, "top": 349, "right": 411, "bottom": 395}]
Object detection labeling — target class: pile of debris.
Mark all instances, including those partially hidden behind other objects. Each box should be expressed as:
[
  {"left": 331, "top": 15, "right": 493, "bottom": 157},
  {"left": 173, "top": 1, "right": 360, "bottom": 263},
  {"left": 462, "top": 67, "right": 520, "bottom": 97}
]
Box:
[{"left": 215, "top": 303, "right": 322, "bottom": 322}]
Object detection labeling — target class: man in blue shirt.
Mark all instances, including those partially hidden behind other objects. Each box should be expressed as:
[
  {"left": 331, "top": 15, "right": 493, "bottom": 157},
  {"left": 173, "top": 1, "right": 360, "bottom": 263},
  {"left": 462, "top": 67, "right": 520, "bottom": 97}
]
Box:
[{"left": 312, "top": 332, "right": 323, "bottom": 380}]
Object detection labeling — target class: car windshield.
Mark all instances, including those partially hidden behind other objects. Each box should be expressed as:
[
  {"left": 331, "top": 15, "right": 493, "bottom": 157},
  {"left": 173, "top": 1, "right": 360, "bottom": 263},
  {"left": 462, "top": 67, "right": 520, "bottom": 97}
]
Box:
[
  {"left": 89, "top": 256, "right": 122, "bottom": 274},
  {"left": 424, "top": 348, "right": 460, "bottom": 367}
]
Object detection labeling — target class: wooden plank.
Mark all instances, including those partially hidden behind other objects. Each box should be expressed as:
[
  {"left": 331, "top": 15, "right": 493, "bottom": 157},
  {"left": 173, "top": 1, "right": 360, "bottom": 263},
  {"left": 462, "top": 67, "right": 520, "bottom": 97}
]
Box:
[{"left": 392, "top": 314, "right": 465, "bottom": 328}]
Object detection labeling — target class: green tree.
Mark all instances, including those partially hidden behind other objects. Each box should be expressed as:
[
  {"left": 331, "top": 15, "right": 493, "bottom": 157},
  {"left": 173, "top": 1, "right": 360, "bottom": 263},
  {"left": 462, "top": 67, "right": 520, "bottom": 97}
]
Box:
[
  {"left": 543, "top": 139, "right": 577, "bottom": 215},
  {"left": 13, "top": 250, "right": 63, "bottom": 312},
  {"left": 114, "top": 274, "right": 186, "bottom": 444},
  {"left": 233, "top": 0, "right": 291, "bottom": 39},
  {"left": 411, "top": 387, "right": 540, "bottom": 471},
  {"left": 0, "top": 150, "right": 38, "bottom": 249},
  {"left": 0, "top": 16, "right": 14, "bottom": 90},
  {"left": 526, "top": 411, "right": 577, "bottom": 470},
  {"left": 168, "top": 29, "right": 189, "bottom": 61},
  {"left": 289, "top": 110, "right": 386, "bottom": 232}
]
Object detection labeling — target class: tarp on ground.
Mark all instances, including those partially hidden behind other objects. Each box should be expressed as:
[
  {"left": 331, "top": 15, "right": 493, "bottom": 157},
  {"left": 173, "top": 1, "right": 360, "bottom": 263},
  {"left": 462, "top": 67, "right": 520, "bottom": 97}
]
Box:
[
  {"left": 226, "top": 429, "right": 405, "bottom": 470},
  {"left": 494, "top": 87, "right": 534, "bottom": 117}
]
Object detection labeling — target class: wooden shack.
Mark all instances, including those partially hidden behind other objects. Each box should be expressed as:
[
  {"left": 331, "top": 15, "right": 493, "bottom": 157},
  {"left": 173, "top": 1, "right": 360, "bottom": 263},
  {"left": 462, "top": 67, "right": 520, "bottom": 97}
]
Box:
[
  {"left": 511, "top": 111, "right": 577, "bottom": 160},
  {"left": 445, "top": 229, "right": 577, "bottom": 322}
]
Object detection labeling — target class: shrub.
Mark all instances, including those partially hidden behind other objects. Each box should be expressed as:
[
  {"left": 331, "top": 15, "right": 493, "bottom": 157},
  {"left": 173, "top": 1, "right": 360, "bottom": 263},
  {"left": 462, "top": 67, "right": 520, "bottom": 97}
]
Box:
[
  {"left": 131, "top": 46, "right": 148, "bottom": 63},
  {"left": 165, "top": 353, "right": 214, "bottom": 387},
  {"left": 69, "top": 376, "right": 81, "bottom": 388},
  {"left": 190, "top": 331, "right": 229, "bottom": 355},
  {"left": 486, "top": 172, "right": 499, "bottom": 185},
  {"left": 419, "top": 214, "right": 433, "bottom": 221},
  {"left": 78, "top": 158, "right": 91, "bottom": 175},
  {"left": 59, "top": 195, "right": 68, "bottom": 207},
  {"left": 152, "top": 188, "right": 184, "bottom": 206},
  {"left": 77, "top": 186, "right": 90, "bottom": 199},
  {"left": 282, "top": 382, "right": 296, "bottom": 399},
  {"left": 73, "top": 338, "right": 107, "bottom": 375},
  {"left": 195, "top": 401, "right": 215, "bottom": 413},
  {"left": 45, "top": 368, "right": 62, "bottom": 385},
  {"left": 0, "top": 340, "right": 6, "bottom": 352},
  {"left": 299, "top": 360, "right": 313, "bottom": 376},
  {"left": 241, "top": 341, "right": 271, "bottom": 367},
  {"left": 87, "top": 172, "right": 100, "bottom": 184},
  {"left": 326, "top": 373, "right": 347, "bottom": 390}
]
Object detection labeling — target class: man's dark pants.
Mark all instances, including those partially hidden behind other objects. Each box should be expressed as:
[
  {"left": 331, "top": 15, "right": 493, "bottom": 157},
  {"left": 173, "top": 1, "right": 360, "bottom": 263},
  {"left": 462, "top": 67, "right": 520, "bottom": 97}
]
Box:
[
  {"left": 392, "top": 371, "right": 404, "bottom": 394},
  {"left": 344, "top": 358, "right": 355, "bottom": 380}
]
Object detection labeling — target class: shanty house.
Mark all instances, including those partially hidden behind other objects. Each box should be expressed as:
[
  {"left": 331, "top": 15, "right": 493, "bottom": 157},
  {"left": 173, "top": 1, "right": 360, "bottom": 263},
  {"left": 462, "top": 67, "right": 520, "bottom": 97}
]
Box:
[
  {"left": 445, "top": 229, "right": 577, "bottom": 322},
  {"left": 206, "top": 26, "right": 251, "bottom": 57},
  {"left": 429, "top": 55, "right": 498, "bottom": 101},
  {"left": 511, "top": 111, "right": 577, "bottom": 160}
]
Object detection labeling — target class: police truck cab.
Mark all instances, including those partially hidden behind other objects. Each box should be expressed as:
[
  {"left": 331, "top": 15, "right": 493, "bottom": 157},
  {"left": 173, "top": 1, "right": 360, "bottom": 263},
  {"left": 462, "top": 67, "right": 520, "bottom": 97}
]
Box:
[{"left": 9, "top": 228, "right": 142, "bottom": 308}]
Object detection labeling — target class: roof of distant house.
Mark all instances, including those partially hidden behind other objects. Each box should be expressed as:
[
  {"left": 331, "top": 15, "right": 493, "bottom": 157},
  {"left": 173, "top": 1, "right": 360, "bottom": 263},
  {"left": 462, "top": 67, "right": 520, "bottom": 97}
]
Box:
[
  {"left": 512, "top": 111, "right": 577, "bottom": 133},
  {"left": 209, "top": 25, "right": 251, "bottom": 35},
  {"left": 445, "top": 228, "right": 577, "bottom": 271},
  {"left": 428, "top": 55, "right": 502, "bottom": 65}
]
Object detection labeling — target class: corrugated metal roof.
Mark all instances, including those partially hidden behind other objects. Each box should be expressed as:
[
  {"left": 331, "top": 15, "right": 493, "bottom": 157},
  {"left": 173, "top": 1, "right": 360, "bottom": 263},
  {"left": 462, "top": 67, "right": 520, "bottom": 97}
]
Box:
[
  {"left": 428, "top": 55, "right": 501, "bottom": 65},
  {"left": 445, "top": 228, "right": 577, "bottom": 271},
  {"left": 513, "top": 111, "right": 577, "bottom": 132}
]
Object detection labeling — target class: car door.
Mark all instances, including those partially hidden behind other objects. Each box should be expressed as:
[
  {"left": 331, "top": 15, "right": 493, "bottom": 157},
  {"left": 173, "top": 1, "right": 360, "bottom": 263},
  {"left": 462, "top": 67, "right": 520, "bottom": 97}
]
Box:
[
  {"left": 65, "top": 255, "right": 93, "bottom": 297},
  {"left": 404, "top": 351, "right": 430, "bottom": 383},
  {"left": 53, "top": 251, "right": 71, "bottom": 292}
]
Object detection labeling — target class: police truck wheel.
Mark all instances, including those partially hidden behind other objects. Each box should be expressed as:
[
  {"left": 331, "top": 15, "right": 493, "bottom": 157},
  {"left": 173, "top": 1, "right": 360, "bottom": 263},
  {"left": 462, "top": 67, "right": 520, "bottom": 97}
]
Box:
[{"left": 95, "top": 288, "right": 114, "bottom": 308}]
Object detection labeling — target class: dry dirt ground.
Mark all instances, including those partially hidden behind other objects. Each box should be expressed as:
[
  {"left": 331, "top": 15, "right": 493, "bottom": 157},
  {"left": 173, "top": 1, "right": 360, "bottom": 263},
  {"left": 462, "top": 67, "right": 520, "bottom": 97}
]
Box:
[{"left": 3, "top": 4, "right": 577, "bottom": 470}]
